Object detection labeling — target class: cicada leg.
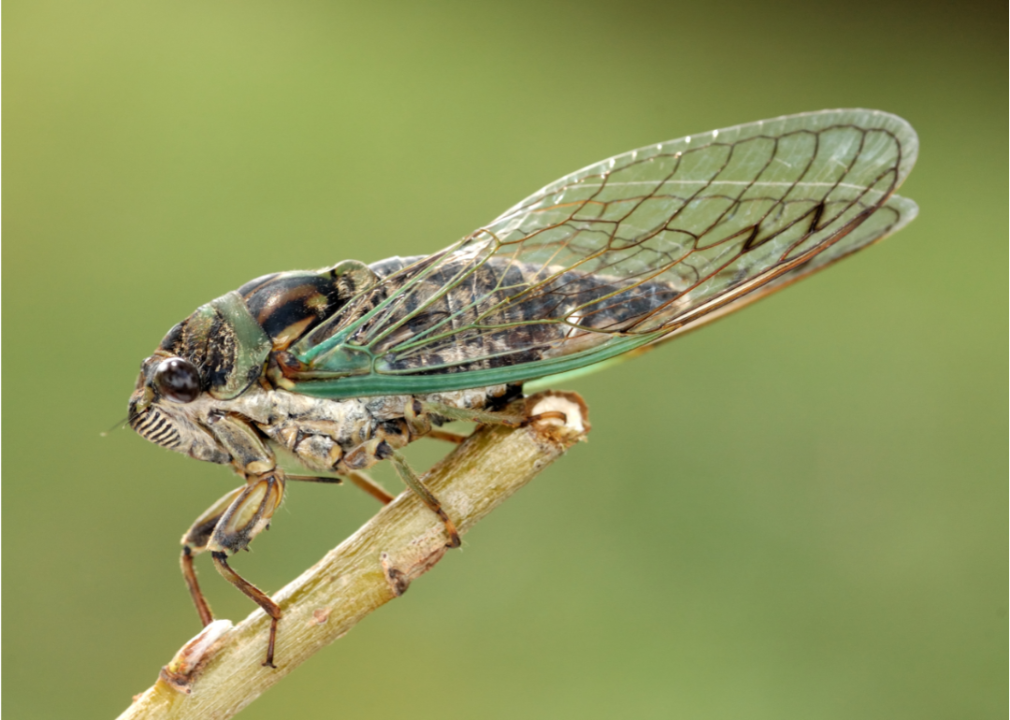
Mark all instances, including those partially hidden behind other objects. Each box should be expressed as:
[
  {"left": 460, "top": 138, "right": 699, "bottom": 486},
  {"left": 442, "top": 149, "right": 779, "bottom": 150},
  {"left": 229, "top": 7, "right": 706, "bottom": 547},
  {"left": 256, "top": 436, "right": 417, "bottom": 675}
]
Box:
[
  {"left": 180, "top": 485, "right": 247, "bottom": 627},
  {"left": 178, "top": 473, "right": 289, "bottom": 667},
  {"left": 384, "top": 398, "right": 565, "bottom": 548},
  {"left": 344, "top": 470, "right": 395, "bottom": 505},
  {"left": 417, "top": 400, "right": 526, "bottom": 427},
  {"left": 202, "top": 472, "right": 286, "bottom": 667},
  {"left": 286, "top": 470, "right": 395, "bottom": 505},
  {"left": 388, "top": 449, "right": 461, "bottom": 548},
  {"left": 418, "top": 400, "right": 567, "bottom": 428},
  {"left": 425, "top": 429, "right": 469, "bottom": 445},
  {"left": 211, "top": 552, "right": 283, "bottom": 667}
]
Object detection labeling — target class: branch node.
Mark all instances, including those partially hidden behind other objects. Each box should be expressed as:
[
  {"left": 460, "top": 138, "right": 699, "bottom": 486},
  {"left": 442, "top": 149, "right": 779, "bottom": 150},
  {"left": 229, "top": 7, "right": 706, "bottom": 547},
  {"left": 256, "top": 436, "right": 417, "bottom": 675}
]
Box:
[
  {"left": 380, "top": 537, "right": 448, "bottom": 597},
  {"left": 156, "top": 619, "right": 233, "bottom": 695},
  {"left": 310, "top": 608, "right": 332, "bottom": 625}
]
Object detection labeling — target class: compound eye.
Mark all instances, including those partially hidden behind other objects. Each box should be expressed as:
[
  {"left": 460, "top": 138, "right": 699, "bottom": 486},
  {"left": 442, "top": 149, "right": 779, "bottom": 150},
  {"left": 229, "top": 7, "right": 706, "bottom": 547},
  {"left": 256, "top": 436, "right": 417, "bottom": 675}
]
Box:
[{"left": 153, "top": 357, "right": 201, "bottom": 403}]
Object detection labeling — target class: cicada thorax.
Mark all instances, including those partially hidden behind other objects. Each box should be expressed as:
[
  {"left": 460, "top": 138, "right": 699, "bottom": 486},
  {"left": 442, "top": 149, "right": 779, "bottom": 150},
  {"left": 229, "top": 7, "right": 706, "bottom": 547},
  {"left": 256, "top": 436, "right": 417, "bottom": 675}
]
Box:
[
  {"left": 238, "top": 269, "right": 351, "bottom": 352},
  {"left": 154, "top": 260, "right": 389, "bottom": 397}
]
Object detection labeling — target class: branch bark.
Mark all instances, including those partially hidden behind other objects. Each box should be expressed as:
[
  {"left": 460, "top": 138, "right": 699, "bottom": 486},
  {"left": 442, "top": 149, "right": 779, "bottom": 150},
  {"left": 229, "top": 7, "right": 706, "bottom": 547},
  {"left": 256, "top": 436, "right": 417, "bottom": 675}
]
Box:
[{"left": 116, "top": 391, "right": 590, "bottom": 720}]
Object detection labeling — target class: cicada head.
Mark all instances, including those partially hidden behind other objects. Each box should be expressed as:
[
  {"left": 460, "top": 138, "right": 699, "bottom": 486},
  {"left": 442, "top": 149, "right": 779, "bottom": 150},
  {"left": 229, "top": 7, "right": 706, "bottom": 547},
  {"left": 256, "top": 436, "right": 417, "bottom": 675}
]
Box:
[
  {"left": 128, "top": 291, "right": 274, "bottom": 464},
  {"left": 128, "top": 352, "right": 231, "bottom": 463}
]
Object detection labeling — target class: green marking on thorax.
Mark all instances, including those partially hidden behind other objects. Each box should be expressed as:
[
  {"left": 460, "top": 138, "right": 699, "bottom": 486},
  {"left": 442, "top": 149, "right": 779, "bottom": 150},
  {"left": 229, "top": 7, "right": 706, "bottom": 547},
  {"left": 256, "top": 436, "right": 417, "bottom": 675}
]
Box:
[{"left": 208, "top": 291, "right": 273, "bottom": 399}]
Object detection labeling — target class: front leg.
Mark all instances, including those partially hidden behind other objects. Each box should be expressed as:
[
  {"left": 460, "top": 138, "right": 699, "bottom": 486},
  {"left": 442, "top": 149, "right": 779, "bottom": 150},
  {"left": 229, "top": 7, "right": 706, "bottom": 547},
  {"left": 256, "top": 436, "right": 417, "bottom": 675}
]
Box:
[
  {"left": 179, "top": 472, "right": 287, "bottom": 667},
  {"left": 180, "top": 485, "right": 247, "bottom": 627},
  {"left": 212, "top": 551, "right": 283, "bottom": 668},
  {"left": 208, "top": 472, "right": 286, "bottom": 667}
]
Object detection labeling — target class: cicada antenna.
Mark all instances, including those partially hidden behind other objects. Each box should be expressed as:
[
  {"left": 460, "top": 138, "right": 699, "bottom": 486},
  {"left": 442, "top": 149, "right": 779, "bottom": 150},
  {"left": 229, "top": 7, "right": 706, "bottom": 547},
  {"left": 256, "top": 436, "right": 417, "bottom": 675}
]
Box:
[{"left": 101, "top": 416, "right": 130, "bottom": 437}]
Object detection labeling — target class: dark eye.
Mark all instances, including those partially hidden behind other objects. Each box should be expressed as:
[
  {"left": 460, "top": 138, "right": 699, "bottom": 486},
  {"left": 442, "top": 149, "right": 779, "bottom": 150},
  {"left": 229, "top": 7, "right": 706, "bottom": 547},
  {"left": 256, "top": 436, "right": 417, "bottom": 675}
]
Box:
[{"left": 153, "top": 357, "right": 201, "bottom": 403}]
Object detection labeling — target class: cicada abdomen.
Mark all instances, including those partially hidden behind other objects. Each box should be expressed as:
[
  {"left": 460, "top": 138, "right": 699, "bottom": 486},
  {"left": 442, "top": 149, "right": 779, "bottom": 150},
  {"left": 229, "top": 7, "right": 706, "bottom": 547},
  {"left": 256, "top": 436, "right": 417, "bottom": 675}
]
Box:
[{"left": 293, "top": 252, "right": 682, "bottom": 376}]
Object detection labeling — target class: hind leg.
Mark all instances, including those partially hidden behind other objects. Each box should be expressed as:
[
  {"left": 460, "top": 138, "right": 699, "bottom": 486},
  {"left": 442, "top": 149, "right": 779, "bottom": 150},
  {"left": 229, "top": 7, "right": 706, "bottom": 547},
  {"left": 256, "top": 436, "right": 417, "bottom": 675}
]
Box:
[
  {"left": 418, "top": 399, "right": 567, "bottom": 428},
  {"left": 386, "top": 449, "right": 461, "bottom": 548}
]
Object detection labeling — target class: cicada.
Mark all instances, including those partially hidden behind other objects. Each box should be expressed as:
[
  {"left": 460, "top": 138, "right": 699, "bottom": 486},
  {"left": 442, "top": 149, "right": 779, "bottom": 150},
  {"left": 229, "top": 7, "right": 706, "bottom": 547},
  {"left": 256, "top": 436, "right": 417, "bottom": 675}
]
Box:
[{"left": 128, "top": 109, "right": 918, "bottom": 667}]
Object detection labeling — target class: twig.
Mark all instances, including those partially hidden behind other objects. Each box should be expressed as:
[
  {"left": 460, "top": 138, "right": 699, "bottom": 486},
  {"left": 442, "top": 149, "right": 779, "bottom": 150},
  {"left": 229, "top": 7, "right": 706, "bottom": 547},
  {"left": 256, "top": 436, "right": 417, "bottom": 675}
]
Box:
[{"left": 116, "top": 391, "right": 590, "bottom": 720}]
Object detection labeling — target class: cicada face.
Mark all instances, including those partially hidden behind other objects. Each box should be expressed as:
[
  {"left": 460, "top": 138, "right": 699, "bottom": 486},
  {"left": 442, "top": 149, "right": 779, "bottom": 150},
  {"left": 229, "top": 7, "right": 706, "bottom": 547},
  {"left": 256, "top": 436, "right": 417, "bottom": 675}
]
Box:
[{"left": 128, "top": 350, "right": 232, "bottom": 465}]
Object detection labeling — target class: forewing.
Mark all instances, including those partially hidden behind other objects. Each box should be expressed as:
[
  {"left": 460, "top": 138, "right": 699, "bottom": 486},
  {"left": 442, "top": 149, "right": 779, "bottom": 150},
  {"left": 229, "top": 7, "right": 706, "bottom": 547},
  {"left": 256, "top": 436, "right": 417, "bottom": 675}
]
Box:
[
  {"left": 294, "top": 109, "right": 917, "bottom": 388},
  {"left": 656, "top": 192, "right": 919, "bottom": 341},
  {"left": 520, "top": 192, "right": 918, "bottom": 392}
]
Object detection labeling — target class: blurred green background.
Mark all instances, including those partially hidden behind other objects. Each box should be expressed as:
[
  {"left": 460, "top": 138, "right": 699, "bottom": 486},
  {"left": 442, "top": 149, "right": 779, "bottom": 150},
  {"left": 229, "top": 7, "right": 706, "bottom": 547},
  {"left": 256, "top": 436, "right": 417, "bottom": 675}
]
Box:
[{"left": 5, "top": 1, "right": 1006, "bottom": 718}]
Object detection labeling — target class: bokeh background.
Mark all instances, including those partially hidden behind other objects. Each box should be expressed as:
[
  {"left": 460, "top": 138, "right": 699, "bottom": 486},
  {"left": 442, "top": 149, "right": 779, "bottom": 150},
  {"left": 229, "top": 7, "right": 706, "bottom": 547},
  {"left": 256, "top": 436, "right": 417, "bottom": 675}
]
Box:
[{"left": 5, "top": 1, "right": 1006, "bottom": 718}]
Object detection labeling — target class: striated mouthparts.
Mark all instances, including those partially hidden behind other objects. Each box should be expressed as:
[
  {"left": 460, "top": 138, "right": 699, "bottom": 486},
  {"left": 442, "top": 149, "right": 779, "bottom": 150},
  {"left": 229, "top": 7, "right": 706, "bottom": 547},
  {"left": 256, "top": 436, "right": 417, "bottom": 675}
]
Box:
[{"left": 130, "top": 408, "right": 182, "bottom": 449}]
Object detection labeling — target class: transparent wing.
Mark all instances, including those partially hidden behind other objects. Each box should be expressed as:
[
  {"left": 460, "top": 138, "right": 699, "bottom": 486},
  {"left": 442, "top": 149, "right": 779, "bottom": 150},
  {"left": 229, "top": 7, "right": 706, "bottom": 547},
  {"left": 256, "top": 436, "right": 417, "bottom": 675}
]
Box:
[
  {"left": 655, "top": 192, "right": 919, "bottom": 341},
  {"left": 292, "top": 109, "right": 918, "bottom": 389},
  {"left": 522, "top": 192, "right": 918, "bottom": 392}
]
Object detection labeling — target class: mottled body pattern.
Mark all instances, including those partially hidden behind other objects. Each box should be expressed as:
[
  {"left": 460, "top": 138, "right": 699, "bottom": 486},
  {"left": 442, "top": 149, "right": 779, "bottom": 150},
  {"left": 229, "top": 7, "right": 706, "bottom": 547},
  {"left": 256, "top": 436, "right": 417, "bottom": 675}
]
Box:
[
  {"left": 304, "top": 255, "right": 680, "bottom": 375},
  {"left": 132, "top": 255, "right": 530, "bottom": 475},
  {"left": 127, "top": 110, "right": 919, "bottom": 668}
]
